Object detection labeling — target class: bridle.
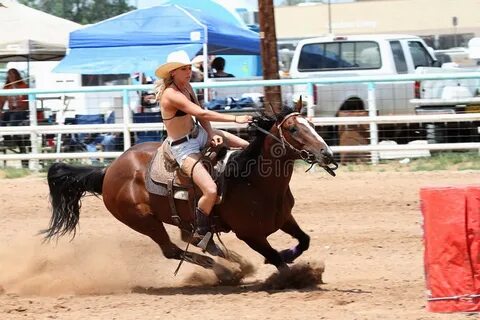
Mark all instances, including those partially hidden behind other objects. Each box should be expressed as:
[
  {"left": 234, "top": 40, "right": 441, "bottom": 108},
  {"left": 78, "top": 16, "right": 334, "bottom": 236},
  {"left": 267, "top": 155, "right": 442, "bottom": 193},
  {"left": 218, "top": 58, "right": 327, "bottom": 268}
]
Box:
[
  {"left": 251, "top": 112, "right": 339, "bottom": 176},
  {"left": 276, "top": 112, "right": 316, "bottom": 163}
]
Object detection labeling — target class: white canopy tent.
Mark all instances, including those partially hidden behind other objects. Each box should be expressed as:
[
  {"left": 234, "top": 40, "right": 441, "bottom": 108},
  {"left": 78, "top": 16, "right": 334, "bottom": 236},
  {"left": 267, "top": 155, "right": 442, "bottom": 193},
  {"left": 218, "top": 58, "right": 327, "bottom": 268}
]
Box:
[{"left": 0, "top": 0, "right": 82, "bottom": 62}]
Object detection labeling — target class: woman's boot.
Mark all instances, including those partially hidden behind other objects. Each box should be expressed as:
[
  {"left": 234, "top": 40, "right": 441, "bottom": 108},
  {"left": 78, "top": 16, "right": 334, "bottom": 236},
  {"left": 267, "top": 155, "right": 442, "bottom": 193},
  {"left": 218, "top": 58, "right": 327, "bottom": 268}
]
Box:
[{"left": 192, "top": 207, "right": 212, "bottom": 250}]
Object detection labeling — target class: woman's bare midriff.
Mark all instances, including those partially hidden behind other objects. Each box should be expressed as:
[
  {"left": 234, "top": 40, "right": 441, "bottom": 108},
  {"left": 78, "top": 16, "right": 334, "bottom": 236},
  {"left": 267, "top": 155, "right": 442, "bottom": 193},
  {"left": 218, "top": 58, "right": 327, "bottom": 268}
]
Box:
[{"left": 162, "top": 113, "right": 195, "bottom": 140}]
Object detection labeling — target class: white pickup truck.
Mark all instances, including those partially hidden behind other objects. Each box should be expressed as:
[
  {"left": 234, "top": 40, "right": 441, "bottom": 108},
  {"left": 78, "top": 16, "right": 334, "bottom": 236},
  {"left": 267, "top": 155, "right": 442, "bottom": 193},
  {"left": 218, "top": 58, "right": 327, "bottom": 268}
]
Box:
[
  {"left": 288, "top": 34, "right": 480, "bottom": 143},
  {"left": 289, "top": 34, "right": 440, "bottom": 115},
  {"left": 411, "top": 65, "right": 480, "bottom": 114}
]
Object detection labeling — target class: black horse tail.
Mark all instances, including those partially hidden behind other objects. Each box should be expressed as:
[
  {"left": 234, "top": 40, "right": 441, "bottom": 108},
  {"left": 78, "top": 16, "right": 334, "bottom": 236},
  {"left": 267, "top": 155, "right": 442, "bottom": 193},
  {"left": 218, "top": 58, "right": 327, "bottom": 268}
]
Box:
[{"left": 41, "top": 162, "right": 106, "bottom": 241}]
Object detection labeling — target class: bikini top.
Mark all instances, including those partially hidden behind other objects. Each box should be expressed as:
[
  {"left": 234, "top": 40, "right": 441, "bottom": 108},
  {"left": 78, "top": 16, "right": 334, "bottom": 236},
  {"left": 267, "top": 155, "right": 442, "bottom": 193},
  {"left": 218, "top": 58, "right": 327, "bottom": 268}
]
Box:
[
  {"left": 171, "top": 109, "right": 187, "bottom": 117},
  {"left": 162, "top": 83, "right": 196, "bottom": 120}
]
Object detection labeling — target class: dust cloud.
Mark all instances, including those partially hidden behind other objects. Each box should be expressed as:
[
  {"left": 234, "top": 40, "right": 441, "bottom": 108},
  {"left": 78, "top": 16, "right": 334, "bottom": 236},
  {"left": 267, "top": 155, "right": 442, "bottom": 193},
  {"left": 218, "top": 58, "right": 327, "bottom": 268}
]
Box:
[
  {"left": 261, "top": 261, "right": 325, "bottom": 290},
  {"left": 0, "top": 235, "right": 158, "bottom": 296}
]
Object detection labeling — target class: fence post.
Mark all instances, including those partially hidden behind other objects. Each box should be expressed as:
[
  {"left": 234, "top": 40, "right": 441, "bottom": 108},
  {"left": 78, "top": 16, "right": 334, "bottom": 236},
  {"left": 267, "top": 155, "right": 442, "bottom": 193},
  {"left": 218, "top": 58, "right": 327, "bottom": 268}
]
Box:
[
  {"left": 122, "top": 89, "right": 132, "bottom": 151},
  {"left": 28, "top": 93, "right": 39, "bottom": 171},
  {"left": 367, "top": 82, "right": 379, "bottom": 164}
]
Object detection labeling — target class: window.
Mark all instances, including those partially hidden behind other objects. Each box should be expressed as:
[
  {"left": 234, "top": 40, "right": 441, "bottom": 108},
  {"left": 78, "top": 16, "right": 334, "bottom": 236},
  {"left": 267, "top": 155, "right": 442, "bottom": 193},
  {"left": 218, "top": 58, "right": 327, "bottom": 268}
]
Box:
[
  {"left": 408, "top": 41, "right": 434, "bottom": 68},
  {"left": 298, "top": 43, "right": 326, "bottom": 71},
  {"left": 390, "top": 41, "right": 408, "bottom": 74},
  {"left": 357, "top": 42, "right": 381, "bottom": 68},
  {"left": 298, "top": 41, "right": 381, "bottom": 71}
]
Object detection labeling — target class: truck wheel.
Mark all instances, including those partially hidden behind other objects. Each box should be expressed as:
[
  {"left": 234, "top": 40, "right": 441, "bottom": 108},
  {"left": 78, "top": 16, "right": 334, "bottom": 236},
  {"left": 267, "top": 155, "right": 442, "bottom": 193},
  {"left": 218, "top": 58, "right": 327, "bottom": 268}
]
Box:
[{"left": 338, "top": 97, "right": 364, "bottom": 112}]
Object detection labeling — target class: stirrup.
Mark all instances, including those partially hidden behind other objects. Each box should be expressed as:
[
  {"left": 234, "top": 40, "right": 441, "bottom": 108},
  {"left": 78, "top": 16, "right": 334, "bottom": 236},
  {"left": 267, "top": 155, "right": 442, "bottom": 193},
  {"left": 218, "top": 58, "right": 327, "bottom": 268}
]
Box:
[{"left": 193, "top": 231, "right": 213, "bottom": 251}]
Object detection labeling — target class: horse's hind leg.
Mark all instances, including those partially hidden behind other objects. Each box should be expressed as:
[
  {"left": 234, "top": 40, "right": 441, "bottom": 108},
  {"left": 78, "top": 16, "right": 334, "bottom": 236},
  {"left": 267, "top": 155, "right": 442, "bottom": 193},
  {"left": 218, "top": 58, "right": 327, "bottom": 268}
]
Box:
[
  {"left": 117, "top": 213, "right": 216, "bottom": 270},
  {"left": 279, "top": 217, "right": 310, "bottom": 264}
]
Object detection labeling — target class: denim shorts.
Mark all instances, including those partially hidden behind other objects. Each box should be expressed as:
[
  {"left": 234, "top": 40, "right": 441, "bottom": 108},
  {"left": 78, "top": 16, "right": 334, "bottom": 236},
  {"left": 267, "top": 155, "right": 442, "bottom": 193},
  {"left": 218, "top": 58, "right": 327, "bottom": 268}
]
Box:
[{"left": 168, "top": 125, "right": 208, "bottom": 167}]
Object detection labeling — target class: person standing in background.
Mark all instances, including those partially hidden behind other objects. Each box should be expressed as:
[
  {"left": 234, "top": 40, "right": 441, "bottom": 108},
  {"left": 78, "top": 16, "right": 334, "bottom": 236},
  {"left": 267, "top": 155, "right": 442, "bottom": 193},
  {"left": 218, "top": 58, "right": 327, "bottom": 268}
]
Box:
[
  {"left": 190, "top": 55, "right": 211, "bottom": 104},
  {"left": 135, "top": 73, "right": 157, "bottom": 112},
  {"left": 211, "top": 57, "right": 235, "bottom": 78},
  {"left": 0, "top": 68, "right": 30, "bottom": 168},
  {"left": 190, "top": 55, "right": 206, "bottom": 83},
  {"left": 0, "top": 68, "right": 29, "bottom": 125}
]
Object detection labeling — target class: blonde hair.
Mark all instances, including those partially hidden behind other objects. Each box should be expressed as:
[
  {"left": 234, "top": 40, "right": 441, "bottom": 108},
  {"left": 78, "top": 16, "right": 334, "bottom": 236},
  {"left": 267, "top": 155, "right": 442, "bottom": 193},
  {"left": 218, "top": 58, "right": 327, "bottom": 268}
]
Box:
[{"left": 154, "top": 76, "right": 174, "bottom": 101}]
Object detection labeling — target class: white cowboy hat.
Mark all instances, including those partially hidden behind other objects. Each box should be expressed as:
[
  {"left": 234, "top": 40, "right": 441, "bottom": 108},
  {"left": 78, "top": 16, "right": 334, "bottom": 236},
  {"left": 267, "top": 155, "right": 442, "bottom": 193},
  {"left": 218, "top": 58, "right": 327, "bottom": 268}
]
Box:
[{"left": 155, "top": 50, "right": 192, "bottom": 79}]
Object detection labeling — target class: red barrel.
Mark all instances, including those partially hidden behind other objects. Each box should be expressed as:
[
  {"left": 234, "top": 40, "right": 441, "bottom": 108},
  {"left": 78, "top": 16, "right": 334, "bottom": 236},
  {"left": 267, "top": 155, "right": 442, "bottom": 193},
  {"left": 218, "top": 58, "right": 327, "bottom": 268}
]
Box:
[{"left": 421, "top": 186, "right": 480, "bottom": 312}]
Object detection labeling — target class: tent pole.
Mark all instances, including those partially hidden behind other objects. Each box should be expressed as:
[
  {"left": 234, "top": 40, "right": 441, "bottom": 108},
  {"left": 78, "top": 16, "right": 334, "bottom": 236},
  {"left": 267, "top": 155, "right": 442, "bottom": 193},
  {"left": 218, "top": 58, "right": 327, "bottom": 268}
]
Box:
[
  {"left": 202, "top": 42, "right": 209, "bottom": 103},
  {"left": 175, "top": 5, "right": 210, "bottom": 104},
  {"left": 27, "top": 41, "right": 31, "bottom": 87},
  {"left": 202, "top": 25, "right": 209, "bottom": 103}
]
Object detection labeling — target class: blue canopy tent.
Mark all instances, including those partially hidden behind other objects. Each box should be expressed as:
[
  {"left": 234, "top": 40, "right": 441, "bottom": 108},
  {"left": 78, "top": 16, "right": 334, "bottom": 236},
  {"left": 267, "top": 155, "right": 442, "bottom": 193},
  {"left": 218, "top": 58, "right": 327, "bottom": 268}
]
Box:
[{"left": 54, "top": 0, "right": 260, "bottom": 75}]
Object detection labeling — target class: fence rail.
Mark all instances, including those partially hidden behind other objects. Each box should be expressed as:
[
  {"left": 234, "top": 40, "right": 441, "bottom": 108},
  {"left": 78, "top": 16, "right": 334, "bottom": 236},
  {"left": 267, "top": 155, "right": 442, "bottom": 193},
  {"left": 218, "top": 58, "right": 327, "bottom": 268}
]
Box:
[{"left": 1, "top": 72, "right": 479, "bottom": 168}]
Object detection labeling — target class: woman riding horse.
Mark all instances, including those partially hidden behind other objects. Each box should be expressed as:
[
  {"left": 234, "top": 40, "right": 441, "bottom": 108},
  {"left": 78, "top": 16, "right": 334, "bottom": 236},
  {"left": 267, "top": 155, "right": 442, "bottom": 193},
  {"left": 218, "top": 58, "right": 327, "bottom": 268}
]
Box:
[{"left": 155, "top": 50, "right": 252, "bottom": 245}]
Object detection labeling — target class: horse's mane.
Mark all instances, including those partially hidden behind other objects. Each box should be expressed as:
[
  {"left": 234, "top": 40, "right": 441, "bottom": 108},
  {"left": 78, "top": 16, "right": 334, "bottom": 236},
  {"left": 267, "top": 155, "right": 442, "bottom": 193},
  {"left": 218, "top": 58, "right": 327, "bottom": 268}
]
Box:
[{"left": 225, "top": 105, "right": 295, "bottom": 179}]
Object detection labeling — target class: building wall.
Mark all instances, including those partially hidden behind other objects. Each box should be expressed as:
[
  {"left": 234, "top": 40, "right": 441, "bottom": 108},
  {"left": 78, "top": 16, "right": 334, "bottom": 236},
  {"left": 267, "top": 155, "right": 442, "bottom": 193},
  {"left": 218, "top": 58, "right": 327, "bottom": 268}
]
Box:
[{"left": 274, "top": 0, "right": 480, "bottom": 44}]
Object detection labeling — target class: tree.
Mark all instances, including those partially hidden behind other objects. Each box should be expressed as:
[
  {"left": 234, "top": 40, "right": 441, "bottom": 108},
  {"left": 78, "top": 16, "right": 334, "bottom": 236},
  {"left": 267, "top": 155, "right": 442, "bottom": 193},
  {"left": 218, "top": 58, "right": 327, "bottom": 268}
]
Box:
[{"left": 19, "top": 0, "right": 136, "bottom": 24}]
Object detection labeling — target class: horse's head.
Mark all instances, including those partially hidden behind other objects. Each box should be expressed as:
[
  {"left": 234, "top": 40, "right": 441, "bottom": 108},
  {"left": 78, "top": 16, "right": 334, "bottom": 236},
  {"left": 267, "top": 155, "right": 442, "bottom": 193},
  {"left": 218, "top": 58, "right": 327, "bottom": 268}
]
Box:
[{"left": 273, "top": 98, "right": 338, "bottom": 176}]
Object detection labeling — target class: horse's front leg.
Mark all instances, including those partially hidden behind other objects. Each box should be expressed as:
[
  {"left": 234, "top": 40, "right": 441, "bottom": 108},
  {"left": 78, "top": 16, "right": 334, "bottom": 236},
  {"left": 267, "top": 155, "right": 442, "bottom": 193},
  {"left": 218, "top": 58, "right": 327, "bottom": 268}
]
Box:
[
  {"left": 279, "top": 217, "right": 310, "bottom": 264},
  {"left": 240, "top": 236, "right": 288, "bottom": 270}
]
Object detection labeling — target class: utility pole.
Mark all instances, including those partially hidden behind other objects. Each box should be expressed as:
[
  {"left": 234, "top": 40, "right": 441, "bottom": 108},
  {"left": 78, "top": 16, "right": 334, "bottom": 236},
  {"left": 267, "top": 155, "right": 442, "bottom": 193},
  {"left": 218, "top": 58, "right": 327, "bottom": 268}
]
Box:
[
  {"left": 452, "top": 16, "right": 458, "bottom": 47},
  {"left": 258, "top": 0, "right": 282, "bottom": 113},
  {"left": 328, "top": 0, "right": 332, "bottom": 34}
]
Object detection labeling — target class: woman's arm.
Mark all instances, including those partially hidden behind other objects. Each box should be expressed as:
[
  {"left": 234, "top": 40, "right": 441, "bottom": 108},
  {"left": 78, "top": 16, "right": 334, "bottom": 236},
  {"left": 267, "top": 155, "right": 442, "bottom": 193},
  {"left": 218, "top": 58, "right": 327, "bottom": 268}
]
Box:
[
  {"left": 164, "top": 89, "right": 251, "bottom": 123},
  {"left": 198, "top": 119, "right": 217, "bottom": 140}
]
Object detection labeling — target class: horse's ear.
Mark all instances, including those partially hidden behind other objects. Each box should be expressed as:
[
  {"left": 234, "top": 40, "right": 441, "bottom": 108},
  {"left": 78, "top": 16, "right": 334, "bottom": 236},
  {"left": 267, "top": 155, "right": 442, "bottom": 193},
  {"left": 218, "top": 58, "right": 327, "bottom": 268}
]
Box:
[
  {"left": 266, "top": 102, "right": 279, "bottom": 120},
  {"left": 295, "top": 96, "right": 303, "bottom": 113}
]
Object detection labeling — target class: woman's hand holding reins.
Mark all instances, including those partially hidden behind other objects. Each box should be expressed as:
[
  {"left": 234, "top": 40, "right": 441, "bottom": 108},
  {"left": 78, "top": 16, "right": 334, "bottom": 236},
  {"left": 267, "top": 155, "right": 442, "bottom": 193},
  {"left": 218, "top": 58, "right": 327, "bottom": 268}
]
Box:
[
  {"left": 234, "top": 115, "right": 253, "bottom": 124},
  {"left": 210, "top": 134, "right": 224, "bottom": 147}
]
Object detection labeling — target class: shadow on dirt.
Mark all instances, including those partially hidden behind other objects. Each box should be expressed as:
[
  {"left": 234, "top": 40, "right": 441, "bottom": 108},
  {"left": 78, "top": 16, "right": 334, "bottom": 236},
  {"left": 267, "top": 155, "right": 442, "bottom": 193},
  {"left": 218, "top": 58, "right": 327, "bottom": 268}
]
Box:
[{"left": 131, "top": 262, "right": 325, "bottom": 295}]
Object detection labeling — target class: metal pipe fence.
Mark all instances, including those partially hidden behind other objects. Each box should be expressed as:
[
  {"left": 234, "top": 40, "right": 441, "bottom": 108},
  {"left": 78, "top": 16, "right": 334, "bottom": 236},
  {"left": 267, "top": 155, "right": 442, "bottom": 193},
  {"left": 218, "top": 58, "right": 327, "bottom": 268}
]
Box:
[{"left": 0, "top": 72, "right": 479, "bottom": 169}]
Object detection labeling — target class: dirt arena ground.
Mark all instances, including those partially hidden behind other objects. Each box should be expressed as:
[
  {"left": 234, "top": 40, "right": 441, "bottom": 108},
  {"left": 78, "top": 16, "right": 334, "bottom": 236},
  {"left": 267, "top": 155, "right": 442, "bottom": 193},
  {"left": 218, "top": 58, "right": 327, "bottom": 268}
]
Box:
[{"left": 0, "top": 168, "right": 479, "bottom": 320}]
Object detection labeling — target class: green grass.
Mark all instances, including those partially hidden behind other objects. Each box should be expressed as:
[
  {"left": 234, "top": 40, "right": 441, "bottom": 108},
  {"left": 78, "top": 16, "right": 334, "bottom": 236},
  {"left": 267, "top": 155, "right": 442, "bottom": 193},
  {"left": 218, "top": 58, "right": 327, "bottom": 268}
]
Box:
[
  {"left": 1, "top": 151, "right": 479, "bottom": 179},
  {"left": 0, "top": 167, "right": 31, "bottom": 179},
  {"left": 341, "top": 151, "right": 480, "bottom": 172},
  {"left": 0, "top": 158, "right": 108, "bottom": 178},
  {"left": 409, "top": 151, "right": 480, "bottom": 171}
]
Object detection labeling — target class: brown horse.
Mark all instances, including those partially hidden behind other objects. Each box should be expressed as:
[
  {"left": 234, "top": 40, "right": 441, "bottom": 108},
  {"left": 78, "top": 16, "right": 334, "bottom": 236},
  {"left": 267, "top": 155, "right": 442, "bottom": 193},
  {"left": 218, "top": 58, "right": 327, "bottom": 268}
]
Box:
[{"left": 43, "top": 101, "right": 337, "bottom": 281}]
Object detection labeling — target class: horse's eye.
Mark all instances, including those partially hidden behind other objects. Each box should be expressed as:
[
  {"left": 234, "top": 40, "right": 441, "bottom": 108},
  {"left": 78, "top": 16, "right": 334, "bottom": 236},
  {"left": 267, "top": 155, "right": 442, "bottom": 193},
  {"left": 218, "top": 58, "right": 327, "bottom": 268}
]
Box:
[{"left": 289, "top": 126, "right": 297, "bottom": 134}]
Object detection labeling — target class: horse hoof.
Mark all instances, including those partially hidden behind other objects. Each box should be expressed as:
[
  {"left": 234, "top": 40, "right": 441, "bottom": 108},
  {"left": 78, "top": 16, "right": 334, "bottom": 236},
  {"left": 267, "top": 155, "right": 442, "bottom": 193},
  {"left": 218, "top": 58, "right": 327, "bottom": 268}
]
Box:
[
  {"left": 278, "top": 264, "right": 290, "bottom": 273},
  {"left": 226, "top": 251, "right": 255, "bottom": 277},
  {"left": 279, "top": 249, "right": 296, "bottom": 264},
  {"left": 213, "top": 262, "right": 243, "bottom": 285}
]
